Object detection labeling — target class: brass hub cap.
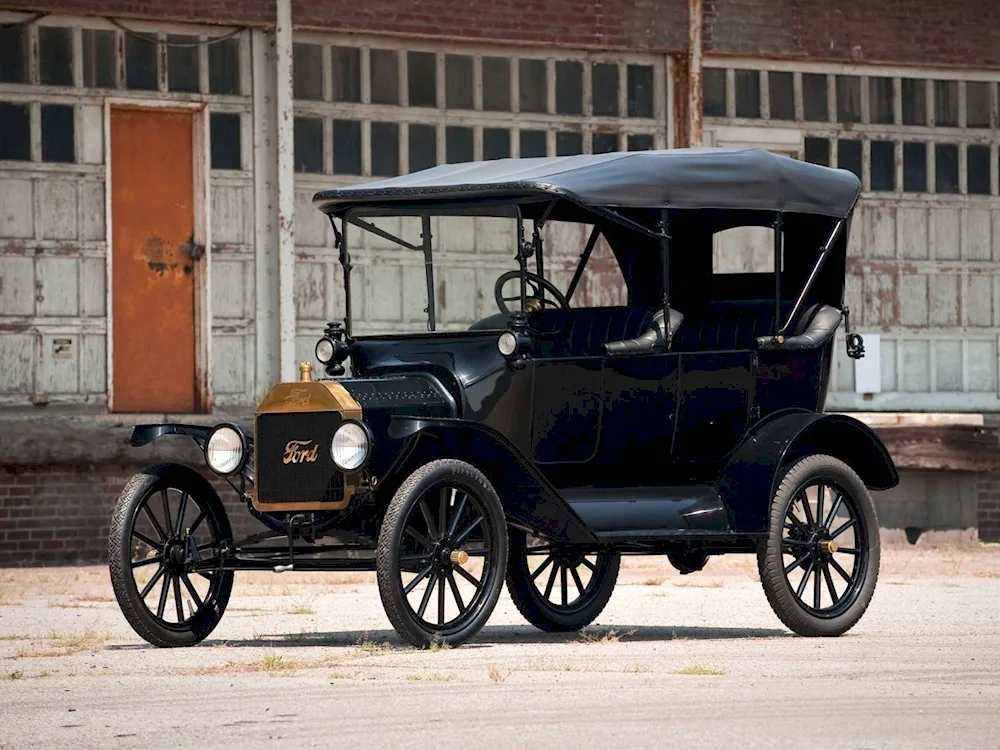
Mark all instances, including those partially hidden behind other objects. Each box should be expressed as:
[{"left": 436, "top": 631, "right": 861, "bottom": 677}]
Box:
[{"left": 818, "top": 539, "right": 839, "bottom": 556}]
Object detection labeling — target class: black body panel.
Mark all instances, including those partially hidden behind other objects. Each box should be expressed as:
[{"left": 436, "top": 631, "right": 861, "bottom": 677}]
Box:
[{"left": 564, "top": 485, "right": 728, "bottom": 536}]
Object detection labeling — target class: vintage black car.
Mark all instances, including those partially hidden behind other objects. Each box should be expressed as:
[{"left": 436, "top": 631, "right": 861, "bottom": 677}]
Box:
[{"left": 109, "top": 148, "right": 898, "bottom": 649}]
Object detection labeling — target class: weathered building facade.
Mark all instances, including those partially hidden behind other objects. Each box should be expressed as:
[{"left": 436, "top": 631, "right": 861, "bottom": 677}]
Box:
[{"left": 2, "top": 0, "right": 1000, "bottom": 563}]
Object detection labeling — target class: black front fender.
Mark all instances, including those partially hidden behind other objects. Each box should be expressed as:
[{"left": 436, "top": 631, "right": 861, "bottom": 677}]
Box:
[
  {"left": 386, "top": 416, "right": 598, "bottom": 545},
  {"left": 718, "top": 409, "right": 899, "bottom": 534},
  {"left": 129, "top": 424, "right": 213, "bottom": 448}
]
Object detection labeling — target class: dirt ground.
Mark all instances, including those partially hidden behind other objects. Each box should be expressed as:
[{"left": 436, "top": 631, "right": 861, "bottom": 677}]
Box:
[{"left": 1, "top": 544, "right": 999, "bottom": 749}]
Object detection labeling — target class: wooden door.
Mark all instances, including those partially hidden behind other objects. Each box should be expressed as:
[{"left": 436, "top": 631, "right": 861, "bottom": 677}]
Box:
[{"left": 110, "top": 107, "right": 202, "bottom": 413}]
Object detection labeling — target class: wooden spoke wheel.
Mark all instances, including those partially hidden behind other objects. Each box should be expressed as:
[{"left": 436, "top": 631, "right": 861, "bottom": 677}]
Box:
[
  {"left": 108, "top": 465, "right": 233, "bottom": 647},
  {"left": 377, "top": 459, "right": 508, "bottom": 648},
  {"left": 758, "top": 455, "right": 879, "bottom": 637},
  {"left": 506, "top": 528, "right": 619, "bottom": 632}
]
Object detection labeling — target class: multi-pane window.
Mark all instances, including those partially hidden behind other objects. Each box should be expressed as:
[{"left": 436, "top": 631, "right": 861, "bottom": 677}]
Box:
[
  {"left": 704, "top": 64, "right": 1000, "bottom": 196},
  {"left": 291, "top": 41, "right": 666, "bottom": 176},
  {"left": 0, "top": 19, "right": 248, "bottom": 170}
]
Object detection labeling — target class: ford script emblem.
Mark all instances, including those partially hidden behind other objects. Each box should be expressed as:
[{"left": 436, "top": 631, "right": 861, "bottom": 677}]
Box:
[
  {"left": 283, "top": 439, "right": 319, "bottom": 464},
  {"left": 284, "top": 388, "right": 311, "bottom": 407}
]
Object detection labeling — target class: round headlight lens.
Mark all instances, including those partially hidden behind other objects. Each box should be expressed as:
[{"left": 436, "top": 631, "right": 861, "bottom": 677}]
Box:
[
  {"left": 498, "top": 332, "right": 517, "bottom": 356},
  {"left": 206, "top": 426, "right": 245, "bottom": 475},
  {"left": 315, "top": 337, "right": 335, "bottom": 364},
  {"left": 331, "top": 422, "right": 370, "bottom": 471}
]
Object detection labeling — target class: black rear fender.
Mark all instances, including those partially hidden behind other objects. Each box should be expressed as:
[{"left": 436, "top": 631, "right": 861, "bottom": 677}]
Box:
[
  {"left": 718, "top": 409, "right": 899, "bottom": 534},
  {"left": 384, "top": 417, "right": 598, "bottom": 545}
]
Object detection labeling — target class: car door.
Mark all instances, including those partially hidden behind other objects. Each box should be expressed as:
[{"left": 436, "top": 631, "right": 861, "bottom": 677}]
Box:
[{"left": 530, "top": 357, "right": 604, "bottom": 464}]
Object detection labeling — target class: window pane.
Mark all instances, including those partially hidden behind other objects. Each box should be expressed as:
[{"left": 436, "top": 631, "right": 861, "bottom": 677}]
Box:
[
  {"left": 82, "top": 30, "right": 115, "bottom": 88},
  {"left": 903, "top": 141, "right": 927, "bottom": 192},
  {"left": 293, "top": 117, "right": 324, "bottom": 173},
  {"left": 40, "top": 104, "right": 75, "bottom": 163},
  {"left": 802, "top": 73, "right": 828, "bottom": 121},
  {"left": 445, "top": 54, "right": 473, "bottom": 109},
  {"left": 869, "top": 77, "right": 894, "bottom": 124},
  {"left": 39, "top": 27, "right": 73, "bottom": 86},
  {"left": 210, "top": 113, "right": 241, "bottom": 170},
  {"left": 208, "top": 37, "right": 240, "bottom": 95},
  {"left": 482, "top": 57, "right": 510, "bottom": 111},
  {"left": 371, "top": 122, "right": 399, "bottom": 176},
  {"left": 836, "top": 75, "right": 861, "bottom": 123},
  {"left": 592, "top": 63, "right": 619, "bottom": 117},
  {"left": 555, "top": 60, "right": 583, "bottom": 115},
  {"left": 804, "top": 137, "right": 830, "bottom": 166},
  {"left": 370, "top": 49, "right": 399, "bottom": 106},
  {"left": 408, "top": 123, "right": 437, "bottom": 172},
  {"left": 734, "top": 69, "right": 760, "bottom": 118},
  {"left": 703, "top": 68, "right": 726, "bottom": 116},
  {"left": 332, "top": 119, "right": 361, "bottom": 175},
  {"left": 592, "top": 133, "right": 618, "bottom": 154},
  {"left": 519, "top": 59, "right": 547, "bottom": 113},
  {"left": 870, "top": 140, "right": 895, "bottom": 191},
  {"left": 332, "top": 47, "right": 361, "bottom": 103},
  {"left": 0, "top": 103, "right": 30, "bottom": 160},
  {"left": 966, "top": 82, "right": 991, "bottom": 128},
  {"left": 167, "top": 35, "right": 199, "bottom": 93},
  {"left": 837, "top": 140, "right": 862, "bottom": 180},
  {"left": 935, "top": 143, "right": 959, "bottom": 193},
  {"left": 556, "top": 131, "right": 582, "bottom": 156},
  {"left": 293, "top": 43, "right": 323, "bottom": 100},
  {"left": 445, "top": 126, "right": 473, "bottom": 163},
  {"left": 627, "top": 64, "right": 654, "bottom": 118},
  {"left": 125, "top": 35, "right": 158, "bottom": 91},
  {"left": 901, "top": 79, "right": 926, "bottom": 125},
  {"left": 967, "top": 145, "right": 992, "bottom": 195},
  {"left": 0, "top": 26, "right": 29, "bottom": 84},
  {"left": 934, "top": 80, "right": 958, "bottom": 126},
  {"left": 520, "top": 129, "right": 547, "bottom": 157},
  {"left": 484, "top": 128, "right": 510, "bottom": 160},
  {"left": 769, "top": 71, "right": 794, "bottom": 120},
  {"left": 627, "top": 134, "right": 654, "bottom": 151},
  {"left": 408, "top": 51, "right": 436, "bottom": 108}
]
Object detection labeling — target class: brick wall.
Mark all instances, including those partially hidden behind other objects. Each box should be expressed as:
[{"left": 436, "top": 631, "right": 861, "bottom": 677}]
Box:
[
  {"left": 0, "top": 464, "right": 270, "bottom": 566},
  {"left": 10, "top": 0, "right": 1000, "bottom": 67},
  {"left": 977, "top": 472, "right": 1000, "bottom": 543},
  {"left": 705, "top": 0, "right": 1000, "bottom": 68},
  {"left": 6, "top": 0, "right": 687, "bottom": 52}
]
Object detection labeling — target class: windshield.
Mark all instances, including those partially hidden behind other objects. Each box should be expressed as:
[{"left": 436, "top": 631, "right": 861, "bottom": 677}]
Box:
[{"left": 339, "top": 214, "right": 626, "bottom": 335}]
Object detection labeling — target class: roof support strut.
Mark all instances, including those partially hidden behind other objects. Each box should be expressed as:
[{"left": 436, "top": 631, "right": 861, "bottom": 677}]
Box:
[
  {"left": 779, "top": 216, "right": 846, "bottom": 336},
  {"left": 566, "top": 225, "right": 601, "bottom": 303},
  {"left": 659, "top": 207, "right": 672, "bottom": 349}
]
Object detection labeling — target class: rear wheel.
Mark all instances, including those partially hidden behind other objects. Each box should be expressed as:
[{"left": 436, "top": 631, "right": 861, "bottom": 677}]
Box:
[
  {"left": 506, "top": 528, "right": 619, "bottom": 632},
  {"left": 376, "top": 459, "right": 508, "bottom": 648},
  {"left": 758, "top": 454, "right": 879, "bottom": 637},
  {"left": 108, "top": 464, "right": 234, "bottom": 648}
]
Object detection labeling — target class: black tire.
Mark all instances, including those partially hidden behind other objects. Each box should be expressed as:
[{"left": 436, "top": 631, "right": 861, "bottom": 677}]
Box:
[
  {"left": 376, "top": 459, "right": 508, "bottom": 648},
  {"left": 758, "top": 454, "right": 880, "bottom": 637},
  {"left": 109, "top": 464, "right": 234, "bottom": 648},
  {"left": 506, "top": 528, "right": 619, "bottom": 632}
]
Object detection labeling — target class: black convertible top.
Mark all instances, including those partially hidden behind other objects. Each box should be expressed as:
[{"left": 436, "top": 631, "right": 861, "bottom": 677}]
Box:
[{"left": 313, "top": 148, "right": 861, "bottom": 219}]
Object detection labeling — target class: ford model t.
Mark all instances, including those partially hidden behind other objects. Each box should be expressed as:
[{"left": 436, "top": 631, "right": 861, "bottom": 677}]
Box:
[{"left": 109, "top": 148, "right": 898, "bottom": 648}]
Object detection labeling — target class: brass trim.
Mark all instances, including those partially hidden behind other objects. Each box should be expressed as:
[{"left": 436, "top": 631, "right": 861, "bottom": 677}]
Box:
[
  {"left": 450, "top": 550, "right": 469, "bottom": 565},
  {"left": 299, "top": 362, "right": 313, "bottom": 381},
  {"left": 250, "top": 379, "right": 364, "bottom": 512}
]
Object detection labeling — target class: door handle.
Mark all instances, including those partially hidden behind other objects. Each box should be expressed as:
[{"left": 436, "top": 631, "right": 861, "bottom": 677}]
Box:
[{"left": 181, "top": 237, "right": 205, "bottom": 260}]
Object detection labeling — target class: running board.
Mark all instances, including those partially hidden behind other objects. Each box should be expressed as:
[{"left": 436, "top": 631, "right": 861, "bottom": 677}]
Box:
[{"left": 562, "top": 485, "right": 729, "bottom": 537}]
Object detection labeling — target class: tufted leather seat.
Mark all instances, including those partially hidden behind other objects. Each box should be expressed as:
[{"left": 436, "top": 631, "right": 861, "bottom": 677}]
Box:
[
  {"left": 672, "top": 299, "right": 840, "bottom": 352},
  {"left": 532, "top": 306, "right": 658, "bottom": 358}
]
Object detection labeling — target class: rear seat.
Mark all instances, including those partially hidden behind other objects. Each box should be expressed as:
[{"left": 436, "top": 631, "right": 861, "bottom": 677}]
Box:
[
  {"left": 531, "top": 306, "right": 657, "bottom": 358},
  {"left": 672, "top": 299, "right": 839, "bottom": 352}
]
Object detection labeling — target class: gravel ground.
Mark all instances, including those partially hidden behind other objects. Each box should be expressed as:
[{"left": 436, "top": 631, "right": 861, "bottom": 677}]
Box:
[{"left": 1, "top": 545, "right": 999, "bottom": 749}]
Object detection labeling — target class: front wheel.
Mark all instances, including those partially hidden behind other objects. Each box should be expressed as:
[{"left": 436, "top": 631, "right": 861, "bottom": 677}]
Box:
[
  {"left": 376, "top": 459, "right": 508, "bottom": 648},
  {"left": 758, "top": 454, "right": 880, "bottom": 637},
  {"left": 108, "top": 464, "right": 234, "bottom": 647},
  {"left": 506, "top": 529, "right": 619, "bottom": 632}
]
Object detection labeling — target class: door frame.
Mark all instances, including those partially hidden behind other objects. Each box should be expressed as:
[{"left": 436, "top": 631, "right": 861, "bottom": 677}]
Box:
[{"left": 104, "top": 99, "right": 213, "bottom": 414}]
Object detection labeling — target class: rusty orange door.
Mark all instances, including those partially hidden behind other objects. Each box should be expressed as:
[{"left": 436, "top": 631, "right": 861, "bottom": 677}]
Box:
[{"left": 110, "top": 107, "right": 201, "bottom": 413}]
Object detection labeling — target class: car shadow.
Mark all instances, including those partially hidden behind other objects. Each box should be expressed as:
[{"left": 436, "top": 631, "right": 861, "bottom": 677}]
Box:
[{"left": 108, "top": 624, "right": 790, "bottom": 651}]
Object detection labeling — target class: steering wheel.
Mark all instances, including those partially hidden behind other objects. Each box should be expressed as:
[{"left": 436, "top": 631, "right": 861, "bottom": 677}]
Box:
[{"left": 494, "top": 270, "right": 570, "bottom": 316}]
